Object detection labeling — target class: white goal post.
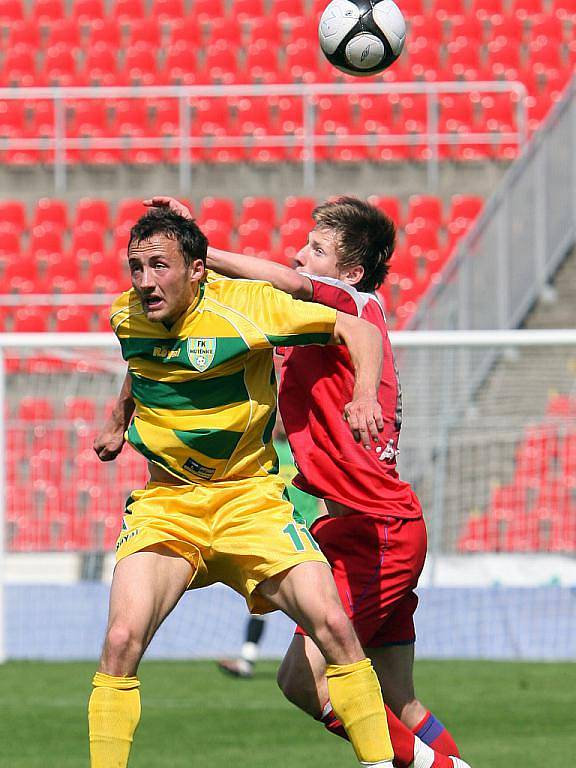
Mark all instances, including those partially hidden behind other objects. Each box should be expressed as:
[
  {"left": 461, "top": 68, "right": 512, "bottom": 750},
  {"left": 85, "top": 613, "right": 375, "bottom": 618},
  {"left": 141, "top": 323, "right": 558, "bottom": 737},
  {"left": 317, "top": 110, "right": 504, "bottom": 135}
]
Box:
[{"left": 1, "top": 327, "right": 575, "bottom": 663}]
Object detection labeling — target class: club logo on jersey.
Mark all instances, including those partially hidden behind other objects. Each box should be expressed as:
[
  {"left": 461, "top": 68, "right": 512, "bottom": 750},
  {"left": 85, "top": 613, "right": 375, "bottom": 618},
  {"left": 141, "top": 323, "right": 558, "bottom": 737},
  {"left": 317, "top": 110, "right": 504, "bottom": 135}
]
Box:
[
  {"left": 376, "top": 438, "right": 399, "bottom": 463},
  {"left": 187, "top": 338, "right": 216, "bottom": 371}
]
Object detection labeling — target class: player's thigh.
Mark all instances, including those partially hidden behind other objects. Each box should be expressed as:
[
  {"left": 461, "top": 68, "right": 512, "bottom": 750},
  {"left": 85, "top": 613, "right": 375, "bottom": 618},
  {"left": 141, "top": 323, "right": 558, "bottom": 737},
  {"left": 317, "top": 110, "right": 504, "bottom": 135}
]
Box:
[
  {"left": 368, "top": 643, "right": 416, "bottom": 714},
  {"left": 106, "top": 543, "right": 193, "bottom": 649},
  {"left": 257, "top": 559, "right": 343, "bottom": 631},
  {"left": 277, "top": 633, "right": 328, "bottom": 717}
]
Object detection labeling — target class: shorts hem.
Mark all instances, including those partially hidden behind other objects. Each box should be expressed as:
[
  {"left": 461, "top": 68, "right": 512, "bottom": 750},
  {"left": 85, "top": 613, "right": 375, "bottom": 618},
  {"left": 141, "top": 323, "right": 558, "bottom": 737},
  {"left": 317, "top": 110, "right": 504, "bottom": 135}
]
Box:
[{"left": 115, "top": 535, "right": 201, "bottom": 588}]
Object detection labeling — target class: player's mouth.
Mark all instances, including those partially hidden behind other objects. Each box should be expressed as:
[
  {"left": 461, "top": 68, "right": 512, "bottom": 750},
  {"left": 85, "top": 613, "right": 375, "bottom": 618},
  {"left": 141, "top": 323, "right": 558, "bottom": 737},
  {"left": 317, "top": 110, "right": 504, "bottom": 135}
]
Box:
[{"left": 142, "top": 295, "right": 164, "bottom": 311}]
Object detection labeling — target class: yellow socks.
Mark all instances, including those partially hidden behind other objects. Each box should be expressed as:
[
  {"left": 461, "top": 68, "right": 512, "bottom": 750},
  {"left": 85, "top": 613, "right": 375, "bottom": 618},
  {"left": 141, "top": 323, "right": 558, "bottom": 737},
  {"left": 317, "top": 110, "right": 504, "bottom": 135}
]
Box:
[
  {"left": 88, "top": 672, "right": 141, "bottom": 768},
  {"left": 326, "top": 658, "right": 394, "bottom": 765}
]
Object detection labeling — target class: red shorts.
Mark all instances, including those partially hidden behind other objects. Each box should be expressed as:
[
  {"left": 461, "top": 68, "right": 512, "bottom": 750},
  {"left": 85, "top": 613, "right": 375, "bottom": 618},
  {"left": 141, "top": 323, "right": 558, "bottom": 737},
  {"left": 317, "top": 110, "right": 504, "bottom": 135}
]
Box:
[{"left": 296, "top": 513, "right": 427, "bottom": 647}]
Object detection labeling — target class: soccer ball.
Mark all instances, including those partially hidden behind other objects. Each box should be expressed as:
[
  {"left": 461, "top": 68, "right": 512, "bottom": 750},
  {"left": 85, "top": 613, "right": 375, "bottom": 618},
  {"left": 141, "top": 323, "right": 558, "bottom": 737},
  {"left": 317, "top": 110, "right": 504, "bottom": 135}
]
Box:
[{"left": 318, "top": 0, "right": 406, "bottom": 77}]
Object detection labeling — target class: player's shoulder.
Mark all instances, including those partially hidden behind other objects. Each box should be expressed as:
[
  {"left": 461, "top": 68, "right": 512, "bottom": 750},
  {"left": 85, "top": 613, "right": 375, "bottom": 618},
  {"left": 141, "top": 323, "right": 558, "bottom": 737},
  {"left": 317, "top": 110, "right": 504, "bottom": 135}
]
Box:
[
  {"left": 306, "top": 274, "right": 386, "bottom": 321},
  {"left": 205, "top": 270, "right": 277, "bottom": 305}
]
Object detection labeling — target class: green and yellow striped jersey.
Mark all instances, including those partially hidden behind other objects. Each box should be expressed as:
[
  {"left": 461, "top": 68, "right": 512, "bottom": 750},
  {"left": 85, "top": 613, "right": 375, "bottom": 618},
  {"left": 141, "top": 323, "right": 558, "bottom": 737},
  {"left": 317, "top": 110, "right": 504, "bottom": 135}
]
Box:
[{"left": 110, "top": 271, "right": 337, "bottom": 484}]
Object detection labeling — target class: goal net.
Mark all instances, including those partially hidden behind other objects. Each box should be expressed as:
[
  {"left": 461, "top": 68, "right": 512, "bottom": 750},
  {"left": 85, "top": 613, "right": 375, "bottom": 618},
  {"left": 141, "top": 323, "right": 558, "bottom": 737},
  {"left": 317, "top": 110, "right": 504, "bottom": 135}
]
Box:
[{"left": 1, "top": 330, "right": 575, "bottom": 662}]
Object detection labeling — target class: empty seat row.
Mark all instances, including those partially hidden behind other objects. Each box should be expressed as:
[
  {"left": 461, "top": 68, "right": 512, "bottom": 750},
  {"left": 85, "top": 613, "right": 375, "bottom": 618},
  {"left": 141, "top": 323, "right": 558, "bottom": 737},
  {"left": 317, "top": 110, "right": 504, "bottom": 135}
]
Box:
[{"left": 0, "top": 193, "right": 484, "bottom": 235}]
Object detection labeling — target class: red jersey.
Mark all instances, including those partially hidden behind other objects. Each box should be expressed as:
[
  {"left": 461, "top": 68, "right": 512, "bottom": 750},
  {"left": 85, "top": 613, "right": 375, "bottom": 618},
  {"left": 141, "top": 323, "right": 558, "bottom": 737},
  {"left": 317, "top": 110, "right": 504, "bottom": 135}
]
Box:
[{"left": 278, "top": 275, "right": 422, "bottom": 519}]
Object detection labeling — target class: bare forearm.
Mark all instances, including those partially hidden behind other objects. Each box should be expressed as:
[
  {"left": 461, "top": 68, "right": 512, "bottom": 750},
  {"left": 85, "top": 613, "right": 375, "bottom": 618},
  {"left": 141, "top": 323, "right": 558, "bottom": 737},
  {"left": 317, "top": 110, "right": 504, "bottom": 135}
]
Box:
[
  {"left": 207, "top": 247, "right": 313, "bottom": 300},
  {"left": 110, "top": 371, "right": 135, "bottom": 430},
  {"left": 333, "top": 313, "right": 382, "bottom": 397}
]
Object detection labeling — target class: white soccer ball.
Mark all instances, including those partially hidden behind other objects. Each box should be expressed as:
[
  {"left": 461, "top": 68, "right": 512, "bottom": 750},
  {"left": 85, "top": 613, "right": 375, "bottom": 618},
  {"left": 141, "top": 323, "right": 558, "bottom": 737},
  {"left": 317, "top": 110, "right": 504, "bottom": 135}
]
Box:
[{"left": 318, "top": 0, "right": 406, "bottom": 77}]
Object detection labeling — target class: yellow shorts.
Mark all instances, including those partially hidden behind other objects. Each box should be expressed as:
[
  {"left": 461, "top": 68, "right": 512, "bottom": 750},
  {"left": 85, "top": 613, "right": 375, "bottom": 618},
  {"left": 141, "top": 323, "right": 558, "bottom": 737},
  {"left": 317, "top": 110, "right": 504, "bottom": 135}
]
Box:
[{"left": 115, "top": 474, "right": 328, "bottom": 613}]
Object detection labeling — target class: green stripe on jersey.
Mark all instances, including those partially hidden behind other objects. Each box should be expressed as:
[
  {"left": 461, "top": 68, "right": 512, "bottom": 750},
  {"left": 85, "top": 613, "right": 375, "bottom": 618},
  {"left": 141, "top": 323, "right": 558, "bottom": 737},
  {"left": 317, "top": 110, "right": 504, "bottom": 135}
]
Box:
[
  {"left": 119, "top": 336, "right": 250, "bottom": 368},
  {"left": 266, "top": 332, "right": 332, "bottom": 348},
  {"left": 173, "top": 427, "right": 243, "bottom": 459},
  {"left": 131, "top": 370, "right": 248, "bottom": 410},
  {"left": 126, "top": 422, "right": 186, "bottom": 479}
]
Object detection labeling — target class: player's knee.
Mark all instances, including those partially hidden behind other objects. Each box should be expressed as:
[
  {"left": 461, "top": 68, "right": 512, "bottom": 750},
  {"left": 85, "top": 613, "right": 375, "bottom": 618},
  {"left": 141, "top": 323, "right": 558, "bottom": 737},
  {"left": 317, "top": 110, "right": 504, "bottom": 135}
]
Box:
[
  {"left": 102, "top": 622, "right": 145, "bottom": 669},
  {"left": 315, "top": 604, "right": 356, "bottom": 651}
]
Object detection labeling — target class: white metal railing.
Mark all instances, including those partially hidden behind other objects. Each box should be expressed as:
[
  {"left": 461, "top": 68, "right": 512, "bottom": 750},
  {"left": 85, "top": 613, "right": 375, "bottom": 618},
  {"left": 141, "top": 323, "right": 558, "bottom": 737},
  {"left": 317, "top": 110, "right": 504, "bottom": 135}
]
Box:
[{"left": 0, "top": 81, "right": 528, "bottom": 192}]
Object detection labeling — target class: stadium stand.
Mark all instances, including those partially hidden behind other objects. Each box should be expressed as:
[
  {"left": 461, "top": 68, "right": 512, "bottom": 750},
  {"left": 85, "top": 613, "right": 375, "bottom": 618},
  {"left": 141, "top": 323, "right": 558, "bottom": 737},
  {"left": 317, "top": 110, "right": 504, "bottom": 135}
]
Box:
[{"left": 0, "top": 0, "right": 573, "bottom": 162}]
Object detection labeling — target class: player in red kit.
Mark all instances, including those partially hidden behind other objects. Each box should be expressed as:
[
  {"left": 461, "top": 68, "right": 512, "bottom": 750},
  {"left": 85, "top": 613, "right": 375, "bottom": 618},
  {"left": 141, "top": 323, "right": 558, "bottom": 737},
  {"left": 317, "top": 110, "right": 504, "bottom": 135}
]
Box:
[{"left": 144, "top": 196, "right": 469, "bottom": 768}]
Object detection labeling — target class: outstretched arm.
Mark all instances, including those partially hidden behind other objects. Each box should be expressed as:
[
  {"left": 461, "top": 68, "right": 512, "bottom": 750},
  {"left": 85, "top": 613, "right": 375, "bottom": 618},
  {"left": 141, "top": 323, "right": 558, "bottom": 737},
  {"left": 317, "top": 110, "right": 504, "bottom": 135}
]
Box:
[
  {"left": 93, "top": 370, "right": 134, "bottom": 461},
  {"left": 332, "top": 311, "right": 384, "bottom": 450},
  {"left": 143, "top": 196, "right": 313, "bottom": 300}
]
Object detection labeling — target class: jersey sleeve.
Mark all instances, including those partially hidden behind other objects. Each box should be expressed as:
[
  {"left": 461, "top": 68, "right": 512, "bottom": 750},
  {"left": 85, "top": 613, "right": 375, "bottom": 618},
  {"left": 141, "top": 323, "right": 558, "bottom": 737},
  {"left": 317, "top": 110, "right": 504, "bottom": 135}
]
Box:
[
  {"left": 306, "top": 274, "right": 369, "bottom": 317},
  {"left": 246, "top": 281, "right": 337, "bottom": 349}
]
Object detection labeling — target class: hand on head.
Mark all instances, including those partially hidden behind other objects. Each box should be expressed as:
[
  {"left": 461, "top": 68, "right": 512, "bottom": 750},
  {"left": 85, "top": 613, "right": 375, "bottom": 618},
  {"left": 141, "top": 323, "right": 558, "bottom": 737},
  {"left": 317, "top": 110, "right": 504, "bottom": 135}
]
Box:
[{"left": 143, "top": 197, "right": 193, "bottom": 220}]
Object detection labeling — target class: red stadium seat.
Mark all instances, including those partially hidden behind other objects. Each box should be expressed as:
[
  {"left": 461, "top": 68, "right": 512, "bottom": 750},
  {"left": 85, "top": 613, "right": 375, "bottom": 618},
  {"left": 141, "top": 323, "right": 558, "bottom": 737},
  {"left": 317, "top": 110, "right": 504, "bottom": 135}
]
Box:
[
  {"left": 44, "top": 44, "right": 79, "bottom": 86},
  {"left": 199, "top": 45, "right": 240, "bottom": 85},
  {"left": 115, "top": 198, "right": 147, "bottom": 229},
  {"left": 55, "top": 307, "right": 92, "bottom": 333},
  {"left": 446, "top": 41, "right": 483, "bottom": 80},
  {"left": 70, "top": 227, "right": 106, "bottom": 266},
  {"left": 206, "top": 16, "right": 244, "bottom": 48},
  {"left": 528, "top": 39, "right": 563, "bottom": 72},
  {"left": 198, "top": 220, "right": 232, "bottom": 250},
  {"left": 447, "top": 15, "right": 484, "bottom": 45},
  {"left": 486, "top": 40, "right": 522, "bottom": 78},
  {"left": 243, "top": 41, "right": 282, "bottom": 84},
  {"left": 199, "top": 197, "right": 236, "bottom": 227},
  {"left": 439, "top": 93, "right": 475, "bottom": 128},
  {"left": 150, "top": 0, "right": 185, "bottom": 22},
  {"left": 0, "top": 200, "right": 26, "bottom": 234},
  {"left": 367, "top": 196, "right": 403, "bottom": 228},
  {"left": 33, "top": 198, "right": 68, "bottom": 230},
  {"left": 167, "top": 18, "right": 202, "bottom": 47},
  {"left": 6, "top": 18, "right": 41, "bottom": 46},
  {"left": 164, "top": 43, "right": 198, "bottom": 85},
  {"left": 239, "top": 197, "right": 277, "bottom": 228},
  {"left": 32, "top": 0, "right": 65, "bottom": 24},
  {"left": 12, "top": 307, "right": 50, "bottom": 333},
  {"left": 82, "top": 43, "right": 120, "bottom": 86},
  {"left": 551, "top": 0, "right": 576, "bottom": 21},
  {"left": 45, "top": 18, "right": 82, "bottom": 48},
  {"left": 122, "top": 46, "right": 160, "bottom": 86},
  {"left": 111, "top": 0, "right": 145, "bottom": 23},
  {"left": 0, "top": 0, "right": 24, "bottom": 24},
  {"left": 357, "top": 94, "right": 394, "bottom": 133},
  {"left": 64, "top": 396, "right": 97, "bottom": 422},
  {"left": 471, "top": 0, "right": 502, "bottom": 19},
  {"left": 281, "top": 196, "right": 316, "bottom": 227},
  {"left": 247, "top": 15, "right": 283, "bottom": 47},
  {"left": 74, "top": 197, "right": 111, "bottom": 231},
  {"left": 86, "top": 18, "right": 122, "bottom": 47},
  {"left": 457, "top": 514, "right": 499, "bottom": 552},
  {"left": 283, "top": 42, "right": 325, "bottom": 84},
  {"left": 546, "top": 394, "right": 576, "bottom": 418},
  {"left": 125, "top": 18, "right": 163, "bottom": 48},
  {"left": 278, "top": 221, "right": 308, "bottom": 264},
  {"left": 529, "top": 14, "right": 564, "bottom": 44},
  {"left": 511, "top": 0, "right": 544, "bottom": 19},
  {"left": 18, "top": 396, "right": 54, "bottom": 421},
  {"left": 233, "top": 0, "right": 265, "bottom": 22},
  {"left": 429, "top": 0, "right": 463, "bottom": 20},
  {"left": 314, "top": 95, "right": 354, "bottom": 134},
  {"left": 486, "top": 13, "right": 524, "bottom": 45},
  {"left": 237, "top": 227, "right": 273, "bottom": 258},
  {"left": 0, "top": 45, "right": 38, "bottom": 87},
  {"left": 72, "top": 0, "right": 105, "bottom": 25},
  {"left": 447, "top": 195, "right": 483, "bottom": 223}
]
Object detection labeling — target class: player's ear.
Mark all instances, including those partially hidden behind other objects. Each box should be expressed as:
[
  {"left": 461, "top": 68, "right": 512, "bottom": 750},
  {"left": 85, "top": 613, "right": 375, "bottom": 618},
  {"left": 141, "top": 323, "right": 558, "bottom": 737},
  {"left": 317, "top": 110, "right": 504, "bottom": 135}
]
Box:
[
  {"left": 189, "top": 258, "right": 205, "bottom": 282},
  {"left": 341, "top": 263, "right": 364, "bottom": 287}
]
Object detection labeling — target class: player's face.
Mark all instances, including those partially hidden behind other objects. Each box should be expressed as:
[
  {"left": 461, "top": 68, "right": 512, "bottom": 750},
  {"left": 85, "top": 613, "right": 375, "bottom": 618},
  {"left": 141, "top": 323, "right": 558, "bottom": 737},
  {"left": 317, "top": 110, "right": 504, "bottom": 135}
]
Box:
[
  {"left": 294, "top": 227, "right": 341, "bottom": 279},
  {"left": 128, "top": 234, "right": 205, "bottom": 325}
]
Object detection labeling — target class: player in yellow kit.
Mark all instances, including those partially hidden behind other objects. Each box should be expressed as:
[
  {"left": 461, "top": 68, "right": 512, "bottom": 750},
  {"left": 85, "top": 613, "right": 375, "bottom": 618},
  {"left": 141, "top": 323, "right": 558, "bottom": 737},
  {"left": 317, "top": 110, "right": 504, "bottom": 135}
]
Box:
[{"left": 90, "top": 207, "right": 396, "bottom": 768}]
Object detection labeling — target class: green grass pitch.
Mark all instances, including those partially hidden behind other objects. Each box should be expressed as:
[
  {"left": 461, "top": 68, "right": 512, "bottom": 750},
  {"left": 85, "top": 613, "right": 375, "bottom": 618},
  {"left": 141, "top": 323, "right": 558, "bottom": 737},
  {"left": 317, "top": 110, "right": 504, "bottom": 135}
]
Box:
[{"left": 0, "top": 660, "right": 572, "bottom": 767}]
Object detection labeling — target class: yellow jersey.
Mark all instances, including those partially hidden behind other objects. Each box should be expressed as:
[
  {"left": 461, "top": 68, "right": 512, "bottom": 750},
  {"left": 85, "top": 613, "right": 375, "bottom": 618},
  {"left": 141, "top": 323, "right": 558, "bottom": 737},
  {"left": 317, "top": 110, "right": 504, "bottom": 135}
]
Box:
[{"left": 110, "top": 272, "right": 337, "bottom": 484}]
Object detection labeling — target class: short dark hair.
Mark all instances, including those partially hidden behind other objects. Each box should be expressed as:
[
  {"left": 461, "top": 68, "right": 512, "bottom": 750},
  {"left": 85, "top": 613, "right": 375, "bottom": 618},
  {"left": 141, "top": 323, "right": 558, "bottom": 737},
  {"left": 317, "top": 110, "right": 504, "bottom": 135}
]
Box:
[
  {"left": 312, "top": 196, "right": 395, "bottom": 292},
  {"left": 128, "top": 208, "right": 208, "bottom": 268}
]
